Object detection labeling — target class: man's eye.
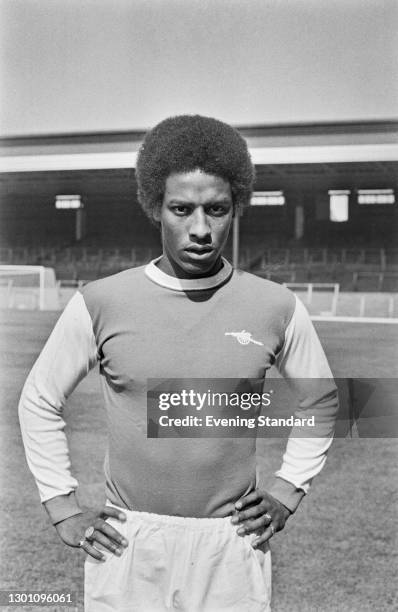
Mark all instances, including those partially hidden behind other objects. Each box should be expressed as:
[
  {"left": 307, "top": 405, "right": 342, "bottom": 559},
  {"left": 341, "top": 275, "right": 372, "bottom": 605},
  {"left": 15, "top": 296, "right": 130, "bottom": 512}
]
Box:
[
  {"left": 209, "top": 205, "right": 228, "bottom": 216},
  {"left": 172, "top": 206, "right": 190, "bottom": 215}
]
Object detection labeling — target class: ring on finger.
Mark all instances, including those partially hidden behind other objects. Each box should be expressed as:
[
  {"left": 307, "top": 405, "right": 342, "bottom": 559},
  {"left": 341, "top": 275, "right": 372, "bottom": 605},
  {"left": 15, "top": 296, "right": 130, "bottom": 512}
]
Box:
[
  {"left": 84, "top": 526, "right": 95, "bottom": 541},
  {"left": 264, "top": 512, "right": 272, "bottom": 524}
]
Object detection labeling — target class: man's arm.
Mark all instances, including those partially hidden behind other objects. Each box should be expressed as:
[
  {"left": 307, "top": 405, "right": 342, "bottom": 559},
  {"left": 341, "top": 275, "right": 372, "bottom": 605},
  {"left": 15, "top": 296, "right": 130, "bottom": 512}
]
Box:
[
  {"left": 18, "top": 291, "right": 98, "bottom": 524},
  {"left": 269, "top": 294, "right": 338, "bottom": 508},
  {"left": 18, "top": 291, "right": 130, "bottom": 561},
  {"left": 232, "top": 294, "right": 338, "bottom": 546}
]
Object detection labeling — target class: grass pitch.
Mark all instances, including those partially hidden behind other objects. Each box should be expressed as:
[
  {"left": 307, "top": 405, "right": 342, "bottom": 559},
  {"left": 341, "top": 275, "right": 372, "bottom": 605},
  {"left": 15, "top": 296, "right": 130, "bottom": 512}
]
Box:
[{"left": 0, "top": 309, "right": 397, "bottom": 611}]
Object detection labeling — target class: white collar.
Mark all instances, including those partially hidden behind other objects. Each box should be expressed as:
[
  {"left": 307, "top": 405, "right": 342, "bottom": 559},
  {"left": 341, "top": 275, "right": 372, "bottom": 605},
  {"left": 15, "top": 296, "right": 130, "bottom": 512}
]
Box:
[{"left": 145, "top": 256, "right": 233, "bottom": 291}]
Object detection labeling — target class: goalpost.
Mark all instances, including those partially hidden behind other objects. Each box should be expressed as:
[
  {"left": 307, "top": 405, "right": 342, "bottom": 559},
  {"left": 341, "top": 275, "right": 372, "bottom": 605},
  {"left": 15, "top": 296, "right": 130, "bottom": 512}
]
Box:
[
  {"left": 0, "top": 265, "right": 60, "bottom": 310},
  {"left": 283, "top": 282, "right": 340, "bottom": 316}
]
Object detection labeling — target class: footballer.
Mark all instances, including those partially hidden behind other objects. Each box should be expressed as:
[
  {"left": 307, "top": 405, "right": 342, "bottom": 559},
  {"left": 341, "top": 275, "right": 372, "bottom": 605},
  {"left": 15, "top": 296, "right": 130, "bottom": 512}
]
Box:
[{"left": 19, "top": 115, "right": 338, "bottom": 611}]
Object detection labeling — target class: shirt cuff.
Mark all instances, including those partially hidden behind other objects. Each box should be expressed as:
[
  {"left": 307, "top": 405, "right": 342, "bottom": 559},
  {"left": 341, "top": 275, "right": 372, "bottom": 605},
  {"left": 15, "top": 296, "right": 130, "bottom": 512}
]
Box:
[
  {"left": 269, "top": 477, "right": 305, "bottom": 513},
  {"left": 43, "top": 491, "right": 82, "bottom": 525}
]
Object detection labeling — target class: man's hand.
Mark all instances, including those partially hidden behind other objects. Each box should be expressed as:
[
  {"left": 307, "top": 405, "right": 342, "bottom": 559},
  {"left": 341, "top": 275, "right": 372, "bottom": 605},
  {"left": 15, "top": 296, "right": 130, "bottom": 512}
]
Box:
[
  {"left": 231, "top": 489, "right": 291, "bottom": 548},
  {"left": 54, "top": 505, "right": 129, "bottom": 562}
]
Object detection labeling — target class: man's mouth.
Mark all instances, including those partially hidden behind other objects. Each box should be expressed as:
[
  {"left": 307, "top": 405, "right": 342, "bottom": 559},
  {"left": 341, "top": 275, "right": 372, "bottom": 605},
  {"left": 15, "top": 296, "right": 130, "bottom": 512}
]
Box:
[
  {"left": 184, "top": 246, "right": 215, "bottom": 260},
  {"left": 185, "top": 246, "right": 213, "bottom": 253}
]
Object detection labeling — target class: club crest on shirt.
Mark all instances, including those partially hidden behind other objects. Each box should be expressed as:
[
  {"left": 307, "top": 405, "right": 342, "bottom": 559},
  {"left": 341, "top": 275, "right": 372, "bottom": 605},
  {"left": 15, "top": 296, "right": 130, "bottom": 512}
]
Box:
[{"left": 224, "top": 331, "right": 264, "bottom": 346}]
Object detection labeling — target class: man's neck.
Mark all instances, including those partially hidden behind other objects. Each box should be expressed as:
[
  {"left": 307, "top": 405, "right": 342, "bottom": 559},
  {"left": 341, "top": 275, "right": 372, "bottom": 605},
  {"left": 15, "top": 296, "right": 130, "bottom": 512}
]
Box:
[{"left": 155, "top": 255, "right": 224, "bottom": 279}]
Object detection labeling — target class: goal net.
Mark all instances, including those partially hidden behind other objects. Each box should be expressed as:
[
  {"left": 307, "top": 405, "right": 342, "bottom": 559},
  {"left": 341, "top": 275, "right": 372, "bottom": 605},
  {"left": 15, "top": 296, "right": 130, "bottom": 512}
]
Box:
[
  {"left": 0, "top": 265, "right": 60, "bottom": 310},
  {"left": 283, "top": 282, "right": 340, "bottom": 316}
]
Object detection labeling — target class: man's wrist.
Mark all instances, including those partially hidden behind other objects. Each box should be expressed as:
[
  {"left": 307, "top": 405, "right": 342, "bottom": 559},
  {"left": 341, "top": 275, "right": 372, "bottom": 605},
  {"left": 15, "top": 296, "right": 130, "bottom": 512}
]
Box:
[
  {"left": 43, "top": 491, "right": 82, "bottom": 525},
  {"left": 268, "top": 477, "right": 305, "bottom": 514}
]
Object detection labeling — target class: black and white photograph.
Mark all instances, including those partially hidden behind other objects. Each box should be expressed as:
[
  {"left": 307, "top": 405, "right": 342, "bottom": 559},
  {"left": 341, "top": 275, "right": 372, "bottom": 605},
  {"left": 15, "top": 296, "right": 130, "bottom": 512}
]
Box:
[{"left": 1, "top": 1, "right": 397, "bottom": 611}]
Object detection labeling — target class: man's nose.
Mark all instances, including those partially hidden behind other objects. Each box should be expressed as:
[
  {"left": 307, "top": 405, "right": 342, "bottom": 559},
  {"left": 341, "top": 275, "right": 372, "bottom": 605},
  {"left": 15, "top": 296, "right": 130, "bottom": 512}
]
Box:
[{"left": 189, "top": 209, "right": 211, "bottom": 241}]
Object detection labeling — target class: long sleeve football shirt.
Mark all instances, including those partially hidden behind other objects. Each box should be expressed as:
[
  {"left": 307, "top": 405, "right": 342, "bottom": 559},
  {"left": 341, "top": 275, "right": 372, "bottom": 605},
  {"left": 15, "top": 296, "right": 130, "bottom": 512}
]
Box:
[{"left": 19, "top": 259, "right": 338, "bottom": 524}]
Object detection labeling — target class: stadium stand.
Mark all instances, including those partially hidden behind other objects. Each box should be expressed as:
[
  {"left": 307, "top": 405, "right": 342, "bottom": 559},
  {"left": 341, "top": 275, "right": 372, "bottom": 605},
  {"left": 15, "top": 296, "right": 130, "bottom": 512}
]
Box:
[
  {"left": 1, "top": 122, "right": 396, "bottom": 306},
  {"left": 0, "top": 245, "right": 397, "bottom": 291}
]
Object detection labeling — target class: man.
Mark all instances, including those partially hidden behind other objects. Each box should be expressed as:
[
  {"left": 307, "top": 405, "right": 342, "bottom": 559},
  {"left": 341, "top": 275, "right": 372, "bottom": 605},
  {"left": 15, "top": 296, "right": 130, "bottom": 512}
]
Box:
[{"left": 19, "top": 115, "right": 338, "bottom": 611}]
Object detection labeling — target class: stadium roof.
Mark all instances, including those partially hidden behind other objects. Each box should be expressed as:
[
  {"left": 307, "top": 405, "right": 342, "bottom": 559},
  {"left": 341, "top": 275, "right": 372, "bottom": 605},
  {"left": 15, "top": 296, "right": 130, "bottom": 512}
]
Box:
[{"left": 0, "top": 120, "right": 397, "bottom": 173}]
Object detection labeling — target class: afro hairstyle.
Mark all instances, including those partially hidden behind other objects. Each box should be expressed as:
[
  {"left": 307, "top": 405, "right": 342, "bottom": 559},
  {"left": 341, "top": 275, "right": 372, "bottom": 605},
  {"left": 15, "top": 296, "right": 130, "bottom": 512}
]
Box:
[{"left": 136, "top": 114, "right": 255, "bottom": 224}]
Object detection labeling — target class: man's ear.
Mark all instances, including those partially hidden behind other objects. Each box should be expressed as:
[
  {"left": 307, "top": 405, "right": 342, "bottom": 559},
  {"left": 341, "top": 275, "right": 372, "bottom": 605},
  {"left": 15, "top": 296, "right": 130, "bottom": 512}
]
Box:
[{"left": 153, "top": 202, "right": 162, "bottom": 223}]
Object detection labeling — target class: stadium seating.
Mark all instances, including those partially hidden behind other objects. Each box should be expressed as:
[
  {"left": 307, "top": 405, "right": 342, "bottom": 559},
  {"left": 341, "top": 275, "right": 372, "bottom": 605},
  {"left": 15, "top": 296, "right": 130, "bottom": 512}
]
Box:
[{"left": 1, "top": 245, "right": 397, "bottom": 291}]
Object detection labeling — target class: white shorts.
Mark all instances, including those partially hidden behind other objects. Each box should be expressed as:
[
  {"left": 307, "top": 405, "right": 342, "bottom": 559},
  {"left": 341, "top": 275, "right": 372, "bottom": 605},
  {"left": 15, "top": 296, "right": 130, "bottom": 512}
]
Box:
[{"left": 84, "top": 503, "right": 272, "bottom": 612}]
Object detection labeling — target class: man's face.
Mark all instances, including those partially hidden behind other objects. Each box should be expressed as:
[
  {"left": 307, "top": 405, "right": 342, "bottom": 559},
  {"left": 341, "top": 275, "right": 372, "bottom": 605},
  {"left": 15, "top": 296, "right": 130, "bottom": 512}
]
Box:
[{"left": 155, "top": 169, "right": 233, "bottom": 278}]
